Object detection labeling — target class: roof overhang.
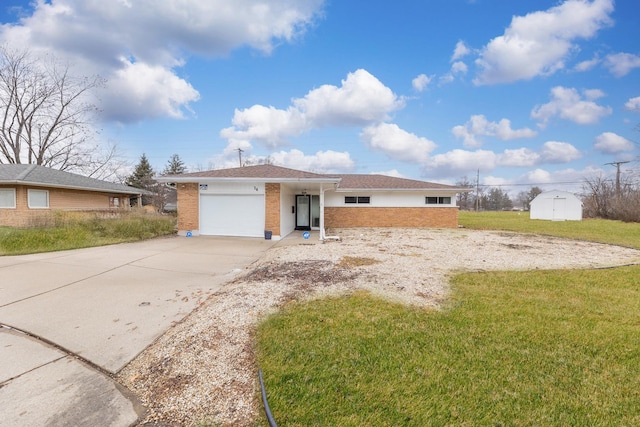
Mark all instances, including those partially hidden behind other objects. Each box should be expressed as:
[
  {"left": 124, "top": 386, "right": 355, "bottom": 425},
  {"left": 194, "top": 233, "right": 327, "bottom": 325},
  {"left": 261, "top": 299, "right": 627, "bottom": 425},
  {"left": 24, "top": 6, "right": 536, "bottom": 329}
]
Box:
[
  {"left": 156, "top": 176, "right": 342, "bottom": 185},
  {"left": 0, "top": 180, "right": 144, "bottom": 196},
  {"left": 333, "top": 187, "right": 474, "bottom": 193}
]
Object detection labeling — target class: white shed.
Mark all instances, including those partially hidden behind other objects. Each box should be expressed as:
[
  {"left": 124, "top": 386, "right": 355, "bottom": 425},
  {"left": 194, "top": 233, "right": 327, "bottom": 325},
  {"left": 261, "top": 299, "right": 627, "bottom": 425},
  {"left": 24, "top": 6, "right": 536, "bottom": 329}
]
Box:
[{"left": 530, "top": 190, "right": 583, "bottom": 221}]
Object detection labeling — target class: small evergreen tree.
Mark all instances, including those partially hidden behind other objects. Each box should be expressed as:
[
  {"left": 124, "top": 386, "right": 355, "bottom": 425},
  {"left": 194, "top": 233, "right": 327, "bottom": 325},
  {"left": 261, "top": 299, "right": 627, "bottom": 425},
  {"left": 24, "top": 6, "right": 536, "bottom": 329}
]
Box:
[
  {"left": 126, "top": 154, "right": 157, "bottom": 207},
  {"left": 163, "top": 153, "right": 187, "bottom": 175},
  {"left": 126, "top": 153, "right": 155, "bottom": 189}
]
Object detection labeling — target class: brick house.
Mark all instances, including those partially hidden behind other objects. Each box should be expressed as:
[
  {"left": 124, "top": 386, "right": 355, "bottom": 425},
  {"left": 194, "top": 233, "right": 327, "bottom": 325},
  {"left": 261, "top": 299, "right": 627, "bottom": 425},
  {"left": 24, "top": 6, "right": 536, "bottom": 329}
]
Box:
[
  {"left": 0, "top": 165, "right": 145, "bottom": 227},
  {"left": 157, "top": 164, "right": 470, "bottom": 240}
]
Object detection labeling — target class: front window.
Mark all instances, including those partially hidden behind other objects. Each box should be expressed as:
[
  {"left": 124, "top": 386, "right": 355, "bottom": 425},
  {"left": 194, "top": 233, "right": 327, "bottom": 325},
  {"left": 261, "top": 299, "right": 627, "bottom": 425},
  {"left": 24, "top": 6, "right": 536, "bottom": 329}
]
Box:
[
  {"left": 28, "top": 189, "right": 49, "bottom": 209},
  {"left": 0, "top": 188, "right": 16, "bottom": 208}
]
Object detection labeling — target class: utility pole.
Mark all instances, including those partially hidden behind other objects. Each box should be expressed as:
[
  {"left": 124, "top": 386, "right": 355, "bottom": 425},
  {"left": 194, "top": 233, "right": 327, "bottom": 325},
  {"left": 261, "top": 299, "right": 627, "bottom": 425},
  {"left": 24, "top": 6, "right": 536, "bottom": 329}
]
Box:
[
  {"left": 236, "top": 148, "right": 244, "bottom": 167},
  {"left": 475, "top": 169, "right": 480, "bottom": 212},
  {"left": 605, "top": 161, "right": 630, "bottom": 196}
]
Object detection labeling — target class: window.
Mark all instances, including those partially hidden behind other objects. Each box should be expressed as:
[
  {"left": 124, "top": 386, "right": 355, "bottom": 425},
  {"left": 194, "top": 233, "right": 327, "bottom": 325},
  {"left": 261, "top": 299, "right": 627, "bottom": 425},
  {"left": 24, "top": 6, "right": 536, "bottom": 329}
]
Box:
[
  {"left": 109, "top": 197, "right": 120, "bottom": 208},
  {"left": 345, "top": 196, "right": 370, "bottom": 204},
  {"left": 0, "top": 188, "right": 16, "bottom": 208},
  {"left": 425, "top": 196, "right": 451, "bottom": 205},
  {"left": 28, "top": 189, "right": 49, "bottom": 209}
]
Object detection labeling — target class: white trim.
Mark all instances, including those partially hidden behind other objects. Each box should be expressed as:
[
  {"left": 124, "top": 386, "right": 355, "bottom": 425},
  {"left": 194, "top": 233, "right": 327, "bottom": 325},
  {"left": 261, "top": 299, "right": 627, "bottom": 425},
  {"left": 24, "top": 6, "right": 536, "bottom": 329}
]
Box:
[
  {"left": 28, "top": 189, "right": 49, "bottom": 209},
  {"left": 0, "top": 188, "right": 16, "bottom": 208}
]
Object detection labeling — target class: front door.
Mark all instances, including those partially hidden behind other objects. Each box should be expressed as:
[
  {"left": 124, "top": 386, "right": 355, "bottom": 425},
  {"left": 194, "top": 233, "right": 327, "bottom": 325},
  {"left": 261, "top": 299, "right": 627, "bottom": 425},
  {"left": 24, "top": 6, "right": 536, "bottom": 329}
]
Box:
[{"left": 296, "top": 195, "right": 310, "bottom": 230}]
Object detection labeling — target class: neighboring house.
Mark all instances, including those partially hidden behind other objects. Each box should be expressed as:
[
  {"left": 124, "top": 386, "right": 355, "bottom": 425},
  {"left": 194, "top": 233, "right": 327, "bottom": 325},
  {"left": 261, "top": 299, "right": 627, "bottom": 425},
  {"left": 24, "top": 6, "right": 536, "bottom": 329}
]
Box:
[
  {"left": 0, "top": 164, "right": 145, "bottom": 227},
  {"left": 157, "top": 164, "right": 471, "bottom": 240},
  {"left": 530, "top": 190, "right": 583, "bottom": 221}
]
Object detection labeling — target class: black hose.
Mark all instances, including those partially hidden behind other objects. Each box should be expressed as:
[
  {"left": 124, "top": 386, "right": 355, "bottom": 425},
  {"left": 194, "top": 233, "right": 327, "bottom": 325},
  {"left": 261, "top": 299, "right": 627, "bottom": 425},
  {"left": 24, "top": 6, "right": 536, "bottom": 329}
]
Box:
[{"left": 259, "top": 369, "right": 278, "bottom": 427}]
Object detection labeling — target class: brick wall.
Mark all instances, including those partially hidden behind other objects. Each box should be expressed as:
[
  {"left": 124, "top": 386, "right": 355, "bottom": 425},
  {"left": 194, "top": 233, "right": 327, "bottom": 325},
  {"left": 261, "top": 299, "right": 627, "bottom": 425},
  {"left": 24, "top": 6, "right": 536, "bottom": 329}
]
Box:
[
  {"left": 324, "top": 207, "right": 458, "bottom": 228},
  {"left": 177, "top": 183, "right": 199, "bottom": 231},
  {"left": 0, "top": 185, "right": 131, "bottom": 227},
  {"left": 265, "top": 183, "right": 281, "bottom": 236},
  {"left": 50, "top": 188, "right": 111, "bottom": 209}
]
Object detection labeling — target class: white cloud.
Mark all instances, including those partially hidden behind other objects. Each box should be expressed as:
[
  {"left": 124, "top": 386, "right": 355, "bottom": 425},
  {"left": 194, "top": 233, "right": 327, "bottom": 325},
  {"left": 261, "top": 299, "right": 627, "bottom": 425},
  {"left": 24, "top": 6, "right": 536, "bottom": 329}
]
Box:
[
  {"left": 625, "top": 96, "right": 640, "bottom": 112},
  {"left": 497, "top": 148, "right": 540, "bottom": 167},
  {"left": 221, "top": 69, "right": 403, "bottom": 147},
  {"left": 424, "top": 140, "right": 583, "bottom": 179},
  {"left": 451, "top": 61, "right": 468, "bottom": 75},
  {"left": 269, "top": 149, "right": 355, "bottom": 173},
  {"left": 0, "top": 0, "right": 325, "bottom": 122},
  {"left": 474, "top": 0, "right": 614, "bottom": 85},
  {"left": 412, "top": 74, "right": 434, "bottom": 92},
  {"left": 540, "top": 141, "right": 582, "bottom": 163},
  {"left": 452, "top": 115, "right": 537, "bottom": 148},
  {"left": 452, "top": 40, "right": 471, "bottom": 61},
  {"left": 520, "top": 165, "right": 604, "bottom": 187},
  {"left": 574, "top": 55, "right": 600, "bottom": 72},
  {"left": 219, "top": 105, "right": 307, "bottom": 149},
  {"left": 439, "top": 74, "right": 455, "bottom": 85},
  {"left": 295, "top": 69, "right": 404, "bottom": 127},
  {"left": 370, "top": 169, "right": 407, "bottom": 178},
  {"left": 604, "top": 52, "right": 640, "bottom": 77},
  {"left": 101, "top": 59, "right": 200, "bottom": 122},
  {"left": 594, "top": 132, "right": 635, "bottom": 154},
  {"left": 425, "top": 149, "right": 498, "bottom": 176},
  {"left": 531, "top": 86, "right": 612, "bottom": 128},
  {"left": 360, "top": 123, "right": 437, "bottom": 163}
]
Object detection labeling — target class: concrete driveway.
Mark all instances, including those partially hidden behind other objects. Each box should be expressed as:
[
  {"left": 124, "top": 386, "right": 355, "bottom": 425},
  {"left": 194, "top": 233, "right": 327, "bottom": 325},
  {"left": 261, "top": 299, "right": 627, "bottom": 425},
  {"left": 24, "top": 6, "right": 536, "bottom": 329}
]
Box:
[{"left": 0, "top": 235, "right": 275, "bottom": 426}]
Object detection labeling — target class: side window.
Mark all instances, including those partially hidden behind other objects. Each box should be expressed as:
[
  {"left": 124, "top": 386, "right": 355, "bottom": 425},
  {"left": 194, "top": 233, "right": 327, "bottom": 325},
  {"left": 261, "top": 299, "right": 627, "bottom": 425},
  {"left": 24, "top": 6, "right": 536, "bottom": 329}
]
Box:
[
  {"left": 28, "top": 189, "right": 49, "bottom": 209},
  {"left": 344, "top": 196, "right": 357, "bottom": 204},
  {"left": 426, "top": 196, "right": 451, "bottom": 205},
  {"left": 0, "top": 188, "right": 16, "bottom": 208},
  {"left": 345, "top": 196, "right": 371, "bottom": 204}
]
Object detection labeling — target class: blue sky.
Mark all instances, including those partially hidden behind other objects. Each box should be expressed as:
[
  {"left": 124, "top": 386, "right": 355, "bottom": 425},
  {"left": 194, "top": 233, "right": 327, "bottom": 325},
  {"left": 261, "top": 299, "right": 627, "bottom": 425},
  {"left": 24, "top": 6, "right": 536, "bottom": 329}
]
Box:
[{"left": 1, "top": 0, "right": 639, "bottom": 193}]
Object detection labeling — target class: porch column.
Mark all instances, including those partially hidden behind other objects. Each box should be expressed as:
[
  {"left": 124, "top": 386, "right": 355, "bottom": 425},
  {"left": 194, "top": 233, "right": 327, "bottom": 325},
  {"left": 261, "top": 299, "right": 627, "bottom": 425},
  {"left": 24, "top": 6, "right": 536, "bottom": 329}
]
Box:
[{"left": 319, "top": 183, "right": 325, "bottom": 240}]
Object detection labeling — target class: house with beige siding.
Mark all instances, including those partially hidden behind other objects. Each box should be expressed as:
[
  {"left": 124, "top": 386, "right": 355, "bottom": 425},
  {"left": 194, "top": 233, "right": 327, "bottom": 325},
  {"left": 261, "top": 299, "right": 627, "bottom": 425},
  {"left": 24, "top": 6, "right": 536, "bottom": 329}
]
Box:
[
  {"left": 157, "top": 164, "right": 470, "bottom": 240},
  {"left": 0, "top": 165, "right": 145, "bottom": 227}
]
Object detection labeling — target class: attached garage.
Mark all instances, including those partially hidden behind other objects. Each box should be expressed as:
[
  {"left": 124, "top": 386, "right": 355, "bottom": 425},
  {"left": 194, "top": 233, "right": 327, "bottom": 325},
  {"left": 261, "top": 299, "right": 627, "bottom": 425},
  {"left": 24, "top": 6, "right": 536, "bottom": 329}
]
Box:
[{"left": 199, "top": 186, "right": 265, "bottom": 237}]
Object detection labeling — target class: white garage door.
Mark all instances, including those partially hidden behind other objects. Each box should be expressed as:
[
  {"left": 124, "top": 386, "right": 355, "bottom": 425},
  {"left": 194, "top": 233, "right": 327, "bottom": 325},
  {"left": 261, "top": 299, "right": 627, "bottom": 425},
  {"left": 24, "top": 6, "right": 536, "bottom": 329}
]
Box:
[{"left": 200, "top": 194, "right": 265, "bottom": 237}]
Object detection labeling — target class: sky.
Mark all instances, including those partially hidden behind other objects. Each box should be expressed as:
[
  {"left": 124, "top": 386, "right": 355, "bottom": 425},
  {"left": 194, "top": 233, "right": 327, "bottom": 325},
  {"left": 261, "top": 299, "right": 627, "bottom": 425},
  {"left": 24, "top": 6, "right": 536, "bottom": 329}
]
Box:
[{"left": 1, "top": 0, "right": 639, "bottom": 195}]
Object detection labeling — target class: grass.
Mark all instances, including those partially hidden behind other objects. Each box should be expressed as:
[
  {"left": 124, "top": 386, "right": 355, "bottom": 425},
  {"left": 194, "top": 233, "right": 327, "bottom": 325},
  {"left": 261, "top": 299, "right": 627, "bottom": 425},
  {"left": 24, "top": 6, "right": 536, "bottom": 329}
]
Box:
[
  {"left": 0, "top": 211, "right": 176, "bottom": 255},
  {"left": 459, "top": 210, "right": 640, "bottom": 249},
  {"left": 255, "top": 214, "right": 640, "bottom": 426}
]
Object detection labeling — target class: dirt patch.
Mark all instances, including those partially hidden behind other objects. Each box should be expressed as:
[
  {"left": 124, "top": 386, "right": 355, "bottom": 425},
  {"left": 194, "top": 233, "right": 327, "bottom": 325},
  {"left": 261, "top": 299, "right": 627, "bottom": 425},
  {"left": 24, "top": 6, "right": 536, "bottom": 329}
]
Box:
[{"left": 117, "top": 228, "right": 640, "bottom": 426}]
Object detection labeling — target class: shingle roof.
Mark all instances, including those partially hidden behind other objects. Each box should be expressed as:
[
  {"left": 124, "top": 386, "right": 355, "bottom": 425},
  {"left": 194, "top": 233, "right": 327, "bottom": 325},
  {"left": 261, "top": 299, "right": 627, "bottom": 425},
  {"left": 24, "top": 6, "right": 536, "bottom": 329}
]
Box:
[
  {"left": 168, "top": 164, "right": 332, "bottom": 180},
  {"left": 331, "top": 174, "right": 457, "bottom": 190},
  {"left": 161, "top": 164, "right": 468, "bottom": 191},
  {"left": 0, "top": 164, "right": 144, "bottom": 195}
]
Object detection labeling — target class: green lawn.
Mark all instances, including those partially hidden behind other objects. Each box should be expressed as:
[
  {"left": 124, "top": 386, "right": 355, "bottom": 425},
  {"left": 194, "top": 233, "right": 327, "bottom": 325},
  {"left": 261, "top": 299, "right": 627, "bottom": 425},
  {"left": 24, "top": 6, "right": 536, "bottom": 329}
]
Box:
[
  {"left": 0, "top": 212, "right": 176, "bottom": 255},
  {"left": 459, "top": 210, "right": 640, "bottom": 249},
  {"left": 255, "top": 215, "right": 640, "bottom": 426}
]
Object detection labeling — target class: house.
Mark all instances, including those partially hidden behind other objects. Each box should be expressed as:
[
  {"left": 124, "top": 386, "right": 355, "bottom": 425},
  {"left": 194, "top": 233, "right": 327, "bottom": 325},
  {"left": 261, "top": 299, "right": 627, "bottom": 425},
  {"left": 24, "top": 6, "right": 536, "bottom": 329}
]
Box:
[
  {"left": 530, "top": 190, "right": 583, "bottom": 221},
  {"left": 157, "top": 164, "right": 470, "bottom": 240},
  {"left": 0, "top": 164, "right": 145, "bottom": 227}
]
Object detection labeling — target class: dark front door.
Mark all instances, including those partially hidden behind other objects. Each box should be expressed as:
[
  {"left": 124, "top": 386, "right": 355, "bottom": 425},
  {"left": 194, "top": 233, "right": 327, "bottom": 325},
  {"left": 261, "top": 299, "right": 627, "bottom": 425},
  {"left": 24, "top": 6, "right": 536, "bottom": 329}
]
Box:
[{"left": 296, "top": 195, "right": 311, "bottom": 230}]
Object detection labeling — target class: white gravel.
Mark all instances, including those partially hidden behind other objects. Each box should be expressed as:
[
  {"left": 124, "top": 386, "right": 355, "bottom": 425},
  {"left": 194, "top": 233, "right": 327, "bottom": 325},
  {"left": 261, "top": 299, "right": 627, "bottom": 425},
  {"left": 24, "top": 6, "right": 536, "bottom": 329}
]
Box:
[{"left": 116, "top": 228, "right": 640, "bottom": 426}]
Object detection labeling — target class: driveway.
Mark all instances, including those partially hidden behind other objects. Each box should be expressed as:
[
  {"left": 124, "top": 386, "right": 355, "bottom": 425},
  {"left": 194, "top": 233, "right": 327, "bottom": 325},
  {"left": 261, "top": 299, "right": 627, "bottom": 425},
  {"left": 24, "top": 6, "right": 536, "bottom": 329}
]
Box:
[{"left": 0, "top": 235, "right": 275, "bottom": 426}]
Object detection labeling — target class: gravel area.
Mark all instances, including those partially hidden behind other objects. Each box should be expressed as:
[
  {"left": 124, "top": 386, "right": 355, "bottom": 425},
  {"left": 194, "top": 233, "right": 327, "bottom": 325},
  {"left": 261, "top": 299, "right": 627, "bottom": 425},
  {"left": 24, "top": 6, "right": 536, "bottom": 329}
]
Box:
[{"left": 116, "top": 228, "right": 640, "bottom": 426}]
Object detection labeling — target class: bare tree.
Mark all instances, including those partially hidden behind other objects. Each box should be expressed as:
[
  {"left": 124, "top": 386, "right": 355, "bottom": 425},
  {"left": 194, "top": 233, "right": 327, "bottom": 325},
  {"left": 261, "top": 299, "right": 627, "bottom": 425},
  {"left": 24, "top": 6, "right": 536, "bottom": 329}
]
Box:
[
  {"left": 0, "top": 46, "right": 110, "bottom": 175},
  {"left": 455, "top": 176, "right": 474, "bottom": 210}
]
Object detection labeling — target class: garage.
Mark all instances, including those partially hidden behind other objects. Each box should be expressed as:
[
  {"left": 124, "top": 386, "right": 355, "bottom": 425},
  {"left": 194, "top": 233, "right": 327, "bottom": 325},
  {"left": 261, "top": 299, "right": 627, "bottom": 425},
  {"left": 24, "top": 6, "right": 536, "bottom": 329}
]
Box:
[{"left": 200, "top": 194, "right": 265, "bottom": 237}]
